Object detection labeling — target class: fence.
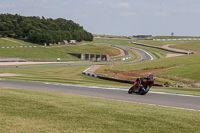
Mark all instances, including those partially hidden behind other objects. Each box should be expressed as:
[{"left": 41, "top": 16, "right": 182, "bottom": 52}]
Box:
[
  {"left": 0, "top": 46, "right": 44, "bottom": 49},
  {"left": 153, "top": 38, "right": 200, "bottom": 41}
]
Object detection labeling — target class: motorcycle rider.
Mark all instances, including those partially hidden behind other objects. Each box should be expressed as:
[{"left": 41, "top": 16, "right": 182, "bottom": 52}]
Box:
[
  {"left": 138, "top": 74, "right": 154, "bottom": 84},
  {"left": 131, "top": 74, "right": 154, "bottom": 93}
]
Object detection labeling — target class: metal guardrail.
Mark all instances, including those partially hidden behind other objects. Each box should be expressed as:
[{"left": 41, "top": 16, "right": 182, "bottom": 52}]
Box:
[
  {"left": 82, "top": 66, "right": 164, "bottom": 87},
  {"left": 0, "top": 58, "right": 26, "bottom": 62},
  {"left": 153, "top": 38, "right": 200, "bottom": 41},
  {"left": 0, "top": 46, "right": 44, "bottom": 49},
  {"left": 131, "top": 41, "right": 191, "bottom": 54}
]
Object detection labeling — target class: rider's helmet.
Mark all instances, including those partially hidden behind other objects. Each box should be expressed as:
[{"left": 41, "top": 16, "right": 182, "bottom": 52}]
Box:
[
  {"left": 148, "top": 74, "right": 154, "bottom": 80},
  {"left": 149, "top": 74, "right": 153, "bottom": 77}
]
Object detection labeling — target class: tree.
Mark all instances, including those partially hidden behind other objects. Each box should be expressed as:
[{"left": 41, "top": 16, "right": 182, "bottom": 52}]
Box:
[{"left": 0, "top": 13, "right": 93, "bottom": 44}]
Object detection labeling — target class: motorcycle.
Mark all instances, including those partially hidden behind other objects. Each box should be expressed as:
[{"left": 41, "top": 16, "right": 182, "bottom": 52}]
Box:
[{"left": 128, "top": 75, "right": 154, "bottom": 95}]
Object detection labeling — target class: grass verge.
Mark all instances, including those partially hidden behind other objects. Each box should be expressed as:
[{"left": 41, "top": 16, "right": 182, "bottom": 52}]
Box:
[{"left": 0, "top": 87, "right": 200, "bottom": 133}]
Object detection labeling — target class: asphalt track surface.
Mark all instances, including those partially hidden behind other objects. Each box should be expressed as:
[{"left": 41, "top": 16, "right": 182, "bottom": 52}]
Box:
[{"left": 0, "top": 80, "right": 199, "bottom": 111}]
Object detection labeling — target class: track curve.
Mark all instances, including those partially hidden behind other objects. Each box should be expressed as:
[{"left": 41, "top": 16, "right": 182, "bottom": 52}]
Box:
[{"left": 0, "top": 43, "right": 152, "bottom": 70}]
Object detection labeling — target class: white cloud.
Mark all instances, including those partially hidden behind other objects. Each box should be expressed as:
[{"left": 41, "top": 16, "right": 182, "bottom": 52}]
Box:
[
  {"left": 120, "top": 12, "right": 137, "bottom": 17},
  {"left": 154, "top": 12, "right": 170, "bottom": 16},
  {"left": 111, "top": 3, "right": 130, "bottom": 8}
]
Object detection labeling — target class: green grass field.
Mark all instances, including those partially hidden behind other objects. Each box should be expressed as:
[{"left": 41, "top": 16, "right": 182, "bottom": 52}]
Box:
[
  {"left": 169, "top": 40, "right": 200, "bottom": 51},
  {"left": 0, "top": 87, "right": 199, "bottom": 133},
  {"left": 156, "top": 63, "right": 200, "bottom": 81}
]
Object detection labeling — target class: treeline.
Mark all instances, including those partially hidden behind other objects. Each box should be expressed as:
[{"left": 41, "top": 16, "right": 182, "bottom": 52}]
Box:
[{"left": 0, "top": 14, "right": 93, "bottom": 45}]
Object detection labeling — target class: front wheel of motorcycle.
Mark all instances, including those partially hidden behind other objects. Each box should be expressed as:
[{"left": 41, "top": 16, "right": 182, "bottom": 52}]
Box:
[
  {"left": 139, "top": 85, "right": 150, "bottom": 95},
  {"left": 128, "top": 87, "right": 133, "bottom": 94}
]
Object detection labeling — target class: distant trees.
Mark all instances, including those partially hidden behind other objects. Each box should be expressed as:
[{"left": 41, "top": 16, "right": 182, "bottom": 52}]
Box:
[{"left": 0, "top": 14, "right": 93, "bottom": 45}]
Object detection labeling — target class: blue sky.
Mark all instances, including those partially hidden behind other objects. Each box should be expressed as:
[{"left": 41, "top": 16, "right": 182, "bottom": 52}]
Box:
[{"left": 0, "top": 0, "right": 200, "bottom": 36}]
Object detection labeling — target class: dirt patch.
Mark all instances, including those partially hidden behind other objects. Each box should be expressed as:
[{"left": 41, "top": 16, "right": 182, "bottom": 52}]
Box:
[
  {"left": 0, "top": 73, "right": 22, "bottom": 77},
  {"left": 162, "top": 44, "right": 191, "bottom": 53},
  {"left": 162, "top": 44, "right": 176, "bottom": 49},
  {"left": 166, "top": 53, "right": 185, "bottom": 58}
]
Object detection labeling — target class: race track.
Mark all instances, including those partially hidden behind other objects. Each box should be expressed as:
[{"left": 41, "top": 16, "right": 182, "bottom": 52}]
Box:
[
  {"left": 0, "top": 80, "right": 199, "bottom": 111},
  {"left": 0, "top": 44, "right": 199, "bottom": 111}
]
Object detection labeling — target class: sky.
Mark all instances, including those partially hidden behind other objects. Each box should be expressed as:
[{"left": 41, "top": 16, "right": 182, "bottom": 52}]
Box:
[{"left": 0, "top": 0, "right": 200, "bottom": 36}]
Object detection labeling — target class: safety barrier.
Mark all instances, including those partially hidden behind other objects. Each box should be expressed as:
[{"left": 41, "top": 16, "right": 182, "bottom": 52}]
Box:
[
  {"left": 131, "top": 41, "right": 190, "bottom": 54},
  {"left": 153, "top": 38, "right": 200, "bottom": 41},
  {"left": 0, "top": 58, "right": 26, "bottom": 62},
  {"left": 0, "top": 46, "right": 45, "bottom": 49},
  {"left": 82, "top": 66, "right": 165, "bottom": 87}
]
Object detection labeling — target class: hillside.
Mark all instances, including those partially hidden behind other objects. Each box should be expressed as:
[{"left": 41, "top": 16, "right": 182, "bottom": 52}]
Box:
[
  {"left": 94, "top": 38, "right": 200, "bottom": 87},
  {"left": 0, "top": 38, "right": 120, "bottom": 61}
]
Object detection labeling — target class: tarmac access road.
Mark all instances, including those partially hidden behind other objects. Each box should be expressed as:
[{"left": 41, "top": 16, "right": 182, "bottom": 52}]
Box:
[{"left": 0, "top": 80, "right": 199, "bottom": 111}]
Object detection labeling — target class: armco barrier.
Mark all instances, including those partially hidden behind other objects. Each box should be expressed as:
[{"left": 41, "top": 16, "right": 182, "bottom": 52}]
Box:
[
  {"left": 0, "top": 58, "right": 26, "bottom": 62},
  {"left": 0, "top": 46, "right": 45, "bottom": 49},
  {"left": 153, "top": 38, "right": 200, "bottom": 41},
  {"left": 131, "top": 41, "right": 189, "bottom": 54},
  {"left": 82, "top": 66, "right": 166, "bottom": 87}
]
